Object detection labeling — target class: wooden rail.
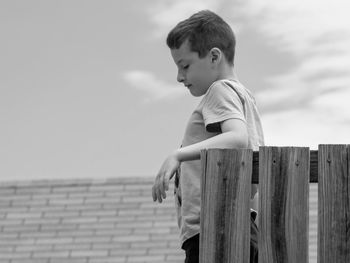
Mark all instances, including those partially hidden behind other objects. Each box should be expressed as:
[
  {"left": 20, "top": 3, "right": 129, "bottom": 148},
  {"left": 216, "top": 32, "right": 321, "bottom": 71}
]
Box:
[
  {"left": 200, "top": 145, "right": 350, "bottom": 263},
  {"left": 251, "top": 150, "right": 318, "bottom": 183}
]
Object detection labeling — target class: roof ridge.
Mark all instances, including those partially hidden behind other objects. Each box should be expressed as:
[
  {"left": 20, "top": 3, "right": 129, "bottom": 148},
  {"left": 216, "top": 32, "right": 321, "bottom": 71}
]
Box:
[{"left": 0, "top": 176, "right": 155, "bottom": 189}]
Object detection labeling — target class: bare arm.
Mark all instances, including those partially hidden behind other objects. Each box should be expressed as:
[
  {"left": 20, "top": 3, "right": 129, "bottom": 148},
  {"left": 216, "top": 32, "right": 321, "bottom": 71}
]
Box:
[
  {"left": 152, "top": 118, "right": 248, "bottom": 203},
  {"left": 175, "top": 118, "right": 248, "bottom": 162}
]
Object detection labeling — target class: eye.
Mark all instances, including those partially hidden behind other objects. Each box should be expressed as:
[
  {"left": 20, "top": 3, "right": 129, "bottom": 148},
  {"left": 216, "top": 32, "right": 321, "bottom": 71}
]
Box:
[{"left": 183, "top": 65, "right": 189, "bottom": 70}]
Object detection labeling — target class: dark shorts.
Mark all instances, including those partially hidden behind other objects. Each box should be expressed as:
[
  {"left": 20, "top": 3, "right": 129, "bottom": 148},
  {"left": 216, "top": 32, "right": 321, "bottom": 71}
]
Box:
[{"left": 182, "top": 212, "right": 258, "bottom": 263}]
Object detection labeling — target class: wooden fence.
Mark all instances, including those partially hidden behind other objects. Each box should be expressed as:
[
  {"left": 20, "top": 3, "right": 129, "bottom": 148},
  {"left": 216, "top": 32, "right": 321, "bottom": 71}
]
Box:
[{"left": 200, "top": 145, "right": 350, "bottom": 263}]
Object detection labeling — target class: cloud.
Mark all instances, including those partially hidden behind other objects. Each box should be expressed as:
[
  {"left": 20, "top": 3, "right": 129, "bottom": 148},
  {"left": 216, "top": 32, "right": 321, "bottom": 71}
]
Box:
[
  {"left": 262, "top": 99, "right": 350, "bottom": 149},
  {"left": 235, "top": 0, "right": 350, "bottom": 50},
  {"left": 235, "top": 0, "right": 350, "bottom": 106},
  {"left": 240, "top": 0, "right": 350, "bottom": 145},
  {"left": 255, "top": 55, "right": 350, "bottom": 112},
  {"left": 244, "top": 0, "right": 350, "bottom": 94},
  {"left": 123, "top": 70, "right": 186, "bottom": 102},
  {"left": 262, "top": 84, "right": 350, "bottom": 148}
]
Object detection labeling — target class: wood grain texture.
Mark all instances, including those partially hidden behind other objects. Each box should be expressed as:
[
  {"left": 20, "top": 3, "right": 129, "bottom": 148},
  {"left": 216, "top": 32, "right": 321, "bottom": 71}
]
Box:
[
  {"left": 258, "top": 147, "right": 309, "bottom": 263},
  {"left": 252, "top": 150, "right": 318, "bottom": 183},
  {"left": 318, "top": 145, "right": 350, "bottom": 263},
  {"left": 200, "top": 149, "right": 252, "bottom": 263}
]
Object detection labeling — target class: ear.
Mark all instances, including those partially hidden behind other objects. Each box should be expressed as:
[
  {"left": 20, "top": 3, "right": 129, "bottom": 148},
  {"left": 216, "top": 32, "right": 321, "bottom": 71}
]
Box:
[{"left": 209, "top": 48, "right": 222, "bottom": 65}]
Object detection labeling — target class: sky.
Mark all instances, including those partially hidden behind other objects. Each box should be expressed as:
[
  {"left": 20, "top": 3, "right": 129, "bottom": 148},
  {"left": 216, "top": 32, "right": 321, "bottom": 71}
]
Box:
[{"left": 1, "top": 0, "right": 350, "bottom": 181}]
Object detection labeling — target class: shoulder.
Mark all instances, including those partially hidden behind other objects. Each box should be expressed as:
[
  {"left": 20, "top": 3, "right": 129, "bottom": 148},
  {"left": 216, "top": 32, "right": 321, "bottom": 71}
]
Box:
[
  {"left": 203, "top": 79, "right": 243, "bottom": 105},
  {"left": 203, "top": 80, "right": 232, "bottom": 100},
  {"left": 206, "top": 79, "right": 231, "bottom": 94}
]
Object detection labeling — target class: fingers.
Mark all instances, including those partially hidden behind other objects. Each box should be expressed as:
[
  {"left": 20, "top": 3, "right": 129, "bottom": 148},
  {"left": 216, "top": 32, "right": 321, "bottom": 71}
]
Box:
[
  {"left": 152, "top": 183, "right": 164, "bottom": 203},
  {"left": 152, "top": 154, "right": 180, "bottom": 203},
  {"left": 152, "top": 185, "right": 157, "bottom": 202},
  {"left": 152, "top": 172, "right": 170, "bottom": 203}
]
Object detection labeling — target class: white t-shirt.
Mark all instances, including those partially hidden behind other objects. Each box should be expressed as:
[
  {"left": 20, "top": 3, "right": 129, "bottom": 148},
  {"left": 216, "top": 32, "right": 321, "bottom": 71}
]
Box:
[{"left": 174, "top": 79, "right": 265, "bottom": 246}]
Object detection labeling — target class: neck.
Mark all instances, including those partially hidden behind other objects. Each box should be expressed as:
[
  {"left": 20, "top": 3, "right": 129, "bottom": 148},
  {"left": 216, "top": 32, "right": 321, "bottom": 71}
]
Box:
[{"left": 217, "top": 64, "right": 237, "bottom": 80}]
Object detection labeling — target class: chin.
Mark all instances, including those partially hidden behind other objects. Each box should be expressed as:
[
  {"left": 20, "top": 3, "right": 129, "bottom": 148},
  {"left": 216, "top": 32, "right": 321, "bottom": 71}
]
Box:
[
  {"left": 190, "top": 90, "right": 206, "bottom": 97},
  {"left": 189, "top": 90, "right": 201, "bottom": 97}
]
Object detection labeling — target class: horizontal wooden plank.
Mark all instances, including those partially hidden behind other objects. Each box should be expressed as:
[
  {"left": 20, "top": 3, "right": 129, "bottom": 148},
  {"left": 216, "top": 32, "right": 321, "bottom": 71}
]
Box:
[
  {"left": 201, "top": 149, "right": 321, "bottom": 183},
  {"left": 251, "top": 150, "right": 318, "bottom": 184}
]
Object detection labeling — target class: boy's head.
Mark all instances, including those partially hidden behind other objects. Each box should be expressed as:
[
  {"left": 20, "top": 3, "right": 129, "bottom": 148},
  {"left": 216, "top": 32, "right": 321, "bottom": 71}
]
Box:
[
  {"left": 166, "top": 10, "right": 236, "bottom": 97},
  {"left": 166, "top": 10, "right": 236, "bottom": 66}
]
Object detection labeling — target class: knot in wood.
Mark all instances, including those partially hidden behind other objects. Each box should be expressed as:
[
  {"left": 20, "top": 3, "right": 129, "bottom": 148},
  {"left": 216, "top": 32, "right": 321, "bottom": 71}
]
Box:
[
  {"left": 295, "top": 160, "right": 300, "bottom": 166},
  {"left": 217, "top": 161, "right": 222, "bottom": 167},
  {"left": 327, "top": 158, "right": 331, "bottom": 163}
]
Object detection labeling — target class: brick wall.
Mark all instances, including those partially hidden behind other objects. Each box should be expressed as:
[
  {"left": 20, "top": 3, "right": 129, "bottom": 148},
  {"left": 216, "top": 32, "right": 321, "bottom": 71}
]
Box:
[
  {"left": 0, "top": 178, "right": 317, "bottom": 263},
  {"left": 0, "top": 178, "right": 184, "bottom": 263}
]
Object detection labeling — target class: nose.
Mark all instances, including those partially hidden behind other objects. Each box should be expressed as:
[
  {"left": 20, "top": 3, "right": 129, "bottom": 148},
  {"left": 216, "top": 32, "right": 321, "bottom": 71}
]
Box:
[{"left": 177, "top": 70, "right": 185, "bottom": 83}]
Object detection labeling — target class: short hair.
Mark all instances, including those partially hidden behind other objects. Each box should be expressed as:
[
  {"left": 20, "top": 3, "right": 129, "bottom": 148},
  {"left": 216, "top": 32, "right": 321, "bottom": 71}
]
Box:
[{"left": 166, "top": 10, "right": 236, "bottom": 65}]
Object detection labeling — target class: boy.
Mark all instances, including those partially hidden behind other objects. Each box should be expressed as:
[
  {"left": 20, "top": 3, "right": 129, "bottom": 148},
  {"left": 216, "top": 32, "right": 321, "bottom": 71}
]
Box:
[{"left": 152, "top": 10, "right": 264, "bottom": 263}]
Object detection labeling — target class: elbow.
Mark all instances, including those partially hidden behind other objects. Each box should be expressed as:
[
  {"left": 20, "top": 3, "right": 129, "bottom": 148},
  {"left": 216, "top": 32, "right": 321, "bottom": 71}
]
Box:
[
  {"left": 228, "top": 131, "right": 248, "bottom": 149},
  {"left": 238, "top": 134, "right": 249, "bottom": 149}
]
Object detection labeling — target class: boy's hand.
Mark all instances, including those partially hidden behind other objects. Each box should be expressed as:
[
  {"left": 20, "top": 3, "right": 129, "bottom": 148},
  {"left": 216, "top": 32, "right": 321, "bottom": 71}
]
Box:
[{"left": 152, "top": 152, "right": 180, "bottom": 203}]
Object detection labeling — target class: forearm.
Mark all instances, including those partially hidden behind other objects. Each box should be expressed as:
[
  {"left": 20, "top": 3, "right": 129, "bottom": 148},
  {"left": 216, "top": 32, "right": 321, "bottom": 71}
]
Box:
[
  {"left": 152, "top": 118, "right": 248, "bottom": 203},
  {"left": 174, "top": 131, "right": 248, "bottom": 162}
]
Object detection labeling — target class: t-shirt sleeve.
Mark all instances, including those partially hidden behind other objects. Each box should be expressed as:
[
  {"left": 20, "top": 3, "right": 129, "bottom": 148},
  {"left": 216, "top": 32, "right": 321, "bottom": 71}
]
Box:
[{"left": 202, "top": 81, "right": 245, "bottom": 133}]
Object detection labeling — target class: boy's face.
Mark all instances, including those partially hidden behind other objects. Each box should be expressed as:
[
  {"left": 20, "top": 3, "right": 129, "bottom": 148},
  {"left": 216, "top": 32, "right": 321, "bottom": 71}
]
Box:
[{"left": 171, "top": 40, "right": 217, "bottom": 97}]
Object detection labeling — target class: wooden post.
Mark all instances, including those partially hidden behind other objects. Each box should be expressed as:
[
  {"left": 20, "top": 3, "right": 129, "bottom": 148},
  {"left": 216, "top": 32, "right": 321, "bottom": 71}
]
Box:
[
  {"left": 318, "top": 145, "right": 350, "bottom": 263},
  {"left": 200, "top": 149, "right": 252, "bottom": 263},
  {"left": 258, "top": 147, "right": 309, "bottom": 263}
]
